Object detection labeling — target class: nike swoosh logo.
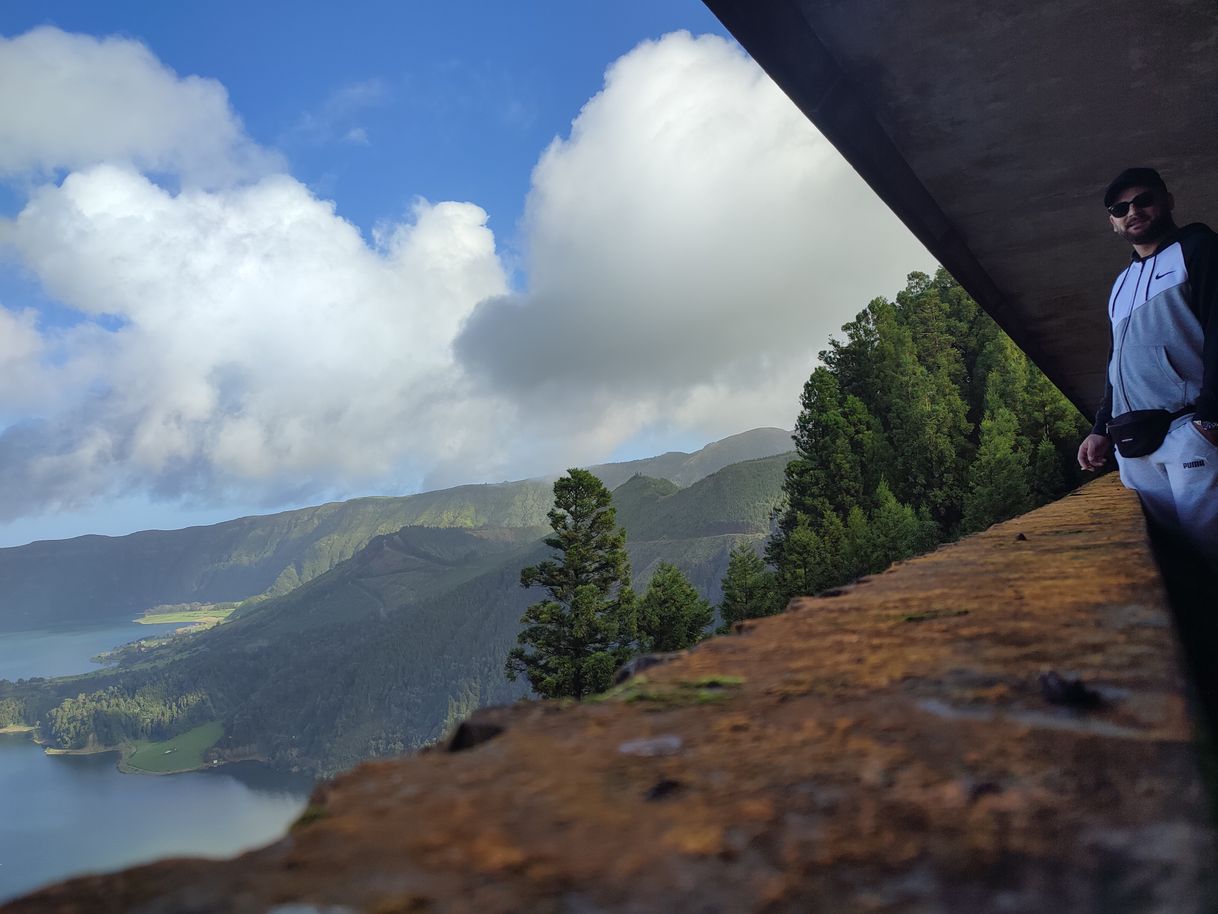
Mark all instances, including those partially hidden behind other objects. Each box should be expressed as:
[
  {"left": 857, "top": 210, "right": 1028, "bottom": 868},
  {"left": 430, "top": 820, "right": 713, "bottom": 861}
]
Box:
[{"left": 1155, "top": 271, "right": 1175, "bottom": 280}]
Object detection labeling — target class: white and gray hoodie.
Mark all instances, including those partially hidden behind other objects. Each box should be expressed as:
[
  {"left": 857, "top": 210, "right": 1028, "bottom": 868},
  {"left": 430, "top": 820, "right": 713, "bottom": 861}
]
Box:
[{"left": 1093, "top": 222, "right": 1218, "bottom": 435}]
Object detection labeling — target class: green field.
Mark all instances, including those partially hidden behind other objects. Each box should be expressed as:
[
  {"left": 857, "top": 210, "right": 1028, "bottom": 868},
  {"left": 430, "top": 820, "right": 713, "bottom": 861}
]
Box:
[
  {"left": 136, "top": 607, "right": 236, "bottom": 625},
  {"left": 124, "top": 721, "right": 224, "bottom": 773}
]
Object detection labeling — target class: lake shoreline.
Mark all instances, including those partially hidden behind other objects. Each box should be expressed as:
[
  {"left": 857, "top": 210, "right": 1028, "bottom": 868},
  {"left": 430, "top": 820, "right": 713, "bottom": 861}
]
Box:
[
  {"left": 27, "top": 726, "right": 301, "bottom": 782},
  {"left": 1, "top": 618, "right": 316, "bottom": 904},
  {"left": 0, "top": 714, "right": 312, "bottom": 905},
  {"left": 32, "top": 731, "right": 213, "bottom": 776},
  {"left": 2, "top": 620, "right": 288, "bottom": 778},
  {"left": 0, "top": 618, "right": 184, "bottom": 681}
]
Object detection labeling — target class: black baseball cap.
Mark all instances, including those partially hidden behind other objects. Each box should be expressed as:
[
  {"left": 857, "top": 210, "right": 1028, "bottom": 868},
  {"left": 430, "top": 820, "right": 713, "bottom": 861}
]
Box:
[{"left": 1104, "top": 167, "right": 1167, "bottom": 208}]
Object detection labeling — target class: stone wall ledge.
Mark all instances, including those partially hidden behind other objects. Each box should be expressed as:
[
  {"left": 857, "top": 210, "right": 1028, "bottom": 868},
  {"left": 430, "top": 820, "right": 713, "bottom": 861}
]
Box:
[{"left": 7, "top": 475, "right": 1215, "bottom": 913}]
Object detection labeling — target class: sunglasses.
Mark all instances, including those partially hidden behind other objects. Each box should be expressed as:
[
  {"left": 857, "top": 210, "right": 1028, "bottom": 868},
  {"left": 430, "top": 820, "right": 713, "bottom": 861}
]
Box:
[{"left": 1107, "top": 190, "right": 1158, "bottom": 218}]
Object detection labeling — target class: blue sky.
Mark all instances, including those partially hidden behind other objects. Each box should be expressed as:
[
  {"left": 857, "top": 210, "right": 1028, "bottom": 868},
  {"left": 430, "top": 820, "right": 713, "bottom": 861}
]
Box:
[
  {"left": 0, "top": 3, "right": 931, "bottom": 546},
  {"left": 1, "top": 1, "right": 728, "bottom": 253}
]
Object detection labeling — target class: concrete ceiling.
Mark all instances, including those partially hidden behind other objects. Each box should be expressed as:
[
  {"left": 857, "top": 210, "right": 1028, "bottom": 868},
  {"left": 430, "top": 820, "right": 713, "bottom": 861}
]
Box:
[{"left": 702, "top": 0, "right": 1218, "bottom": 416}]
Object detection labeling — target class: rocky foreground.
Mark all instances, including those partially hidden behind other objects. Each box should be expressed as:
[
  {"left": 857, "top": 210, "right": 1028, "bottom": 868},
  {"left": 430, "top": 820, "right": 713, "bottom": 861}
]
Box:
[{"left": 7, "top": 476, "right": 1214, "bottom": 913}]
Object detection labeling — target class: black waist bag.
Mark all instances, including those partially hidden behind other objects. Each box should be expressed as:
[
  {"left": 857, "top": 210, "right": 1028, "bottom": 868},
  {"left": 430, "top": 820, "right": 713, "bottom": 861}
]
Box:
[{"left": 1108, "top": 406, "right": 1194, "bottom": 458}]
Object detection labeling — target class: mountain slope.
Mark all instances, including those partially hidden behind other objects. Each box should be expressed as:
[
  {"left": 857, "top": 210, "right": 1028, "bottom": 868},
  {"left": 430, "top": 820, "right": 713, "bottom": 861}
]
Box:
[
  {"left": 8, "top": 451, "right": 790, "bottom": 775},
  {"left": 587, "top": 427, "right": 790, "bottom": 491},
  {"left": 0, "top": 490, "right": 551, "bottom": 632},
  {"left": 0, "top": 428, "right": 791, "bottom": 631},
  {"left": 615, "top": 453, "right": 790, "bottom": 542}
]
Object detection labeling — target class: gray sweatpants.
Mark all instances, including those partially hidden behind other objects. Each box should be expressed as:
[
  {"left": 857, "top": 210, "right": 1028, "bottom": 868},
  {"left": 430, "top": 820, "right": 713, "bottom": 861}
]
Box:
[{"left": 1118, "top": 415, "right": 1218, "bottom": 565}]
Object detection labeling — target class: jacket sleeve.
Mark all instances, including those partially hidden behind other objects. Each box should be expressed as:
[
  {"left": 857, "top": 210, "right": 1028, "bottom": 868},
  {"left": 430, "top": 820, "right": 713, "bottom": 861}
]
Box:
[
  {"left": 1091, "top": 344, "right": 1113, "bottom": 436},
  {"left": 1187, "top": 231, "right": 1218, "bottom": 422}
]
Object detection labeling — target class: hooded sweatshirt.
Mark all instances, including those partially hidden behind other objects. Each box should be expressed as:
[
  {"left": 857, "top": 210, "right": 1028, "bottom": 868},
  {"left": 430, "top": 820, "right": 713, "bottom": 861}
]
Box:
[{"left": 1092, "top": 222, "right": 1218, "bottom": 435}]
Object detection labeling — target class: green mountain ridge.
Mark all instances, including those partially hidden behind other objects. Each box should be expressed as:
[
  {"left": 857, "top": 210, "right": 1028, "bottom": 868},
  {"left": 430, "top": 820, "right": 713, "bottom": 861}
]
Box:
[
  {"left": 585, "top": 427, "right": 791, "bottom": 491},
  {"left": 616, "top": 453, "right": 790, "bottom": 542},
  {"left": 3, "top": 450, "right": 790, "bottom": 775},
  {"left": 0, "top": 428, "right": 791, "bottom": 632}
]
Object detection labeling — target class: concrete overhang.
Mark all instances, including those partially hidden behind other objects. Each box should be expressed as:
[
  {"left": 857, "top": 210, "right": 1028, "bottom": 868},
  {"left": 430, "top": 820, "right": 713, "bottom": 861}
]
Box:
[{"left": 702, "top": 1, "right": 1218, "bottom": 415}]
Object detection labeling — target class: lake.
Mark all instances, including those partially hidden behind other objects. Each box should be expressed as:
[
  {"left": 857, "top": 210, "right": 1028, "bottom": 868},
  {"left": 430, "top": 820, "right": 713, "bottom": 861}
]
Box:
[
  {"left": 0, "top": 619, "right": 184, "bottom": 681},
  {"left": 0, "top": 622, "right": 315, "bottom": 904}
]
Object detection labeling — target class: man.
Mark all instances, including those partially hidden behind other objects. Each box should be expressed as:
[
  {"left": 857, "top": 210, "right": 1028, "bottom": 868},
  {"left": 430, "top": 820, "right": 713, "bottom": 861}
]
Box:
[{"left": 1078, "top": 167, "right": 1218, "bottom": 562}]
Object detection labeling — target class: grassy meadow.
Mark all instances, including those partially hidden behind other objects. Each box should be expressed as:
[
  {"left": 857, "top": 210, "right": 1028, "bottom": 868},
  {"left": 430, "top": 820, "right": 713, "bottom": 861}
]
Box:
[
  {"left": 137, "top": 604, "right": 237, "bottom": 625},
  {"left": 123, "top": 721, "right": 224, "bottom": 773}
]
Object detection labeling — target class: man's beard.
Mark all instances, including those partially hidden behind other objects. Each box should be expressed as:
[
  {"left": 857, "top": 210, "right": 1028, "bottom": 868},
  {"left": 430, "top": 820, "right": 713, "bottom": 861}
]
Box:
[{"left": 1119, "top": 210, "right": 1174, "bottom": 246}]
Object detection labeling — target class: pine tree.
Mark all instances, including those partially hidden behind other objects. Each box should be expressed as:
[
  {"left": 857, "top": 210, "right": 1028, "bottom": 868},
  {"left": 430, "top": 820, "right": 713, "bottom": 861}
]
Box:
[
  {"left": 879, "top": 301, "right": 971, "bottom": 528},
  {"left": 961, "top": 408, "right": 1033, "bottom": 532},
  {"left": 778, "top": 367, "right": 853, "bottom": 528},
  {"left": 821, "top": 285, "right": 971, "bottom": 529},
  {"left": 718, "top": 543, "right": 777, "bottom": 632},
  {"left": 768, "top": 369, "right": 887, "bottom": 569},
  {"left": 868, "top": 481, "right": 936, "bottom": 570},
  {"left": 774, "top": 521, "right": 824, "bottom": 599},
  {"left": 775, "top": 510, "right": 847, "bottom": 600},
  {"left": 505, "top": 469, "right": 635, "bottom": 699},
  {"left": 974, "top": 333, "right": 1030, "bottom": 421},
  {"left": 1028, "top": 434, "right": 1066, "bottom": 504},
  {"left": 637, "top": 563, "right": 713, "bottom": 652},
  {"left": 841, "top": 506, "right": 873, "bottom": 579}
]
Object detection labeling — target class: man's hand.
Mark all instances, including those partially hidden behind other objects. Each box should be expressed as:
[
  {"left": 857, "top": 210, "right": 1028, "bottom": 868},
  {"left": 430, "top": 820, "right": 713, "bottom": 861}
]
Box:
[{"left": 1078, "top": 433, "right": 1111, "bottom": 471}]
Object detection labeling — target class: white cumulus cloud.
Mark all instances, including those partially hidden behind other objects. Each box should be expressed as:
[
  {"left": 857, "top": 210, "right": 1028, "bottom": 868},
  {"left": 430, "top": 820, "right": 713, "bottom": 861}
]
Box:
[
  {"left": 0, "top": 307, "right": 45, "bottom": 407},
  {"left": 456, "top": 31, "right": 932, "bottom": 444},
  {"left": 0, "top": 26, "right": 278, "bottom": 185},
  {"left": 1, "top": 165, "right": 508, "bottom": 517},
  {"left": 0, "top": 27, "right": 934, "bottom": 534}
]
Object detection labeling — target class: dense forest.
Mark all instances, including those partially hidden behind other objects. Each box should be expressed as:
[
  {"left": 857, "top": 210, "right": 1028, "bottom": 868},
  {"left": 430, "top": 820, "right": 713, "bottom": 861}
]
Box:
[
  {"left": 764, "top": 268, "right": 1088, "bottom": 603},
  {"left": 1, "top": 270, "right": 1089, "bottom": 775},
  {"left": 503, "top": 269, "right": 1092, "bottom": 696}
]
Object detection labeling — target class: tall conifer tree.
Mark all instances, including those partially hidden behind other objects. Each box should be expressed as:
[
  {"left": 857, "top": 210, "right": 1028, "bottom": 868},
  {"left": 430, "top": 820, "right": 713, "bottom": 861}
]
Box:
[
  {"left": 718, "top": 543, "right": 777, "bottom": 631},
  {"left": 505, "top": 469, "right": 635, "bottom": 699},
  {"left": 637, "top": 563, "right": 712, "bottom": 652},
  {"left": 961, "top": 408, "right": 1033, "bottom": 532}
]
